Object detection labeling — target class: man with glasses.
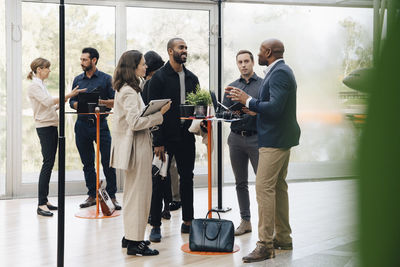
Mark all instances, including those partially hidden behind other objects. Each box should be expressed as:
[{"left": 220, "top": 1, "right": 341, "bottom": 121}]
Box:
[{"left": 70, "top": 47, "right": 121, "bottom": 210}]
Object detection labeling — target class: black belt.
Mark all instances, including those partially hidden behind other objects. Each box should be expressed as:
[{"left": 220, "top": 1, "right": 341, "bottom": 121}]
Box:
[
  {"left": 232, "top": 130, "right": 257, "bottom": 137},
  {"left": 78, "top": 117, "right": 106, "bottom": 124}
]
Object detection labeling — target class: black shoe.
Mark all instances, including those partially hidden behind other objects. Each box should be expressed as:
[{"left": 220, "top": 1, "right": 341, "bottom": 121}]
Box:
[
  {"left": 46, "top": 204, "right": 58, "bottom": 210},
  {"left": 122, "top": 237, "right": 150, "bottom": 248},
  {"left": 181, "top": 223, "right": 191, "bottom": 234},
  {"left": 148, "top": 215, "right": 152, "bottom": 224},
  {"left": 111, "top": 198, "right": 122, "bottom": 210},
  {"left": 37, "top": 207, "right": 53, "bottom": 217},
  {"left": 161, "top": 210, "right": 171, "bottom": 220},
  {"left": 79, "top": 196, "right": 96, "bottom": 208},
  {"left": 169, "top": 201, "right": 181, "bottom": 211},
  {"left": 149, "top": 227, "right": 162, "bottom": 242},
  {"left": 127, "top": 241, "right": 159, "bottom": 256}
]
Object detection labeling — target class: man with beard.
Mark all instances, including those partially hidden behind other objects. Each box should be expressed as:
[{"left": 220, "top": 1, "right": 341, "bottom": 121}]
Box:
[
  {"left": 147, "top": 38, "right": 199, "bottom": 242},
  {"left": 69, "top": 47, "right": 120, "bottom": 210},
  {"left": 226, "top": 39, "right": 300, "bottom": 263}
]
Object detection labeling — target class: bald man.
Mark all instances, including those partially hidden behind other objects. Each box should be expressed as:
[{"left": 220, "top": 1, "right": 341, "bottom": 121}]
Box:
[{"left": 226, "top": 39, "right": 300, "bottom": 263}]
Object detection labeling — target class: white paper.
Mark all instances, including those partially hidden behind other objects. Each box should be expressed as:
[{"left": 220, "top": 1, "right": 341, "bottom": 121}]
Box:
[{"left": 152, "top": 153, "right": 169, "bottom": 178}]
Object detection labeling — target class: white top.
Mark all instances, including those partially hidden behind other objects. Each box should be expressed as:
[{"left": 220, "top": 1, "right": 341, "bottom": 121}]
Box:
[{"left": 27, "top": 77, "right": 58, "bottom": 128}]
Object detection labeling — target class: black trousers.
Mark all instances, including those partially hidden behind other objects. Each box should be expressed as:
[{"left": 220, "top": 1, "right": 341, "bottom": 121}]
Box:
[
  {"left": 36, "top": 126, "right": 58, "bottom": 206},
  {"left": 150, "top": 130, "right": 195, "bottom": 226},
  {"left": 74, "top": 119, "right": 117, "bottom": 198}
]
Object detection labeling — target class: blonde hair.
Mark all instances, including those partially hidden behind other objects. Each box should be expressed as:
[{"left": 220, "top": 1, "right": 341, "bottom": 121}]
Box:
[{"left": 27, "top": 57, "right": 51, "bottom": 80}]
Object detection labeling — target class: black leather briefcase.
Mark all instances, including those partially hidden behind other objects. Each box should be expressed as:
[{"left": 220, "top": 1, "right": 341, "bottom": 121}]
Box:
[{"left": 189, "top": 210, "right": 234, "bottom": 252}]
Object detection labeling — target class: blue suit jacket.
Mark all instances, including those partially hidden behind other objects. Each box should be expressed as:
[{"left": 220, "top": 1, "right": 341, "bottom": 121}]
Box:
[{"left": 249, "top": 60, "right": 300, "bottom": 148}]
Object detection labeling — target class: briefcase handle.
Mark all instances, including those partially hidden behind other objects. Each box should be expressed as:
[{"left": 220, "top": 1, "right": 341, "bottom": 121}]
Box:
[{"left": 205, "top": 209, "right": 221, "bottom": 219}]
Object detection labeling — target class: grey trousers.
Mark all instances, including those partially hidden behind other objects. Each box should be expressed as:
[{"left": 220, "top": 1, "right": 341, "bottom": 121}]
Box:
[{"left": 228, "top": 132, "right": 259, "bottom": 221}]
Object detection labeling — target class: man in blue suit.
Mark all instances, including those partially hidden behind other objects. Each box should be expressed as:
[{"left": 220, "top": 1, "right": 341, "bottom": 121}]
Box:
[{"left": 226, "top": 39, "right": 300, "bottom": 263}]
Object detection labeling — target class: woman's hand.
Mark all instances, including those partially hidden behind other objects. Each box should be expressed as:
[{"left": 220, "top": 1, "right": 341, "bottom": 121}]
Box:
[
  {"left": 160, "top": 101, "right": 172, "bottom": 115},
  {"left": 65, "top": 85, "right": 87, "bottom": 102},
  {"left": 70, "top": 85, "right": 87, "bottom": 97}
]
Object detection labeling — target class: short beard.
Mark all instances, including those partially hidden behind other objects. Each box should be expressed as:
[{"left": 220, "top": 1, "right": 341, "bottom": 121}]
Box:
[
  {"left": 173, "top": 51, "right": 186, "bottom": 64},
  {"left": 82, "top": 64, "right": 93, "bottom": 72}
]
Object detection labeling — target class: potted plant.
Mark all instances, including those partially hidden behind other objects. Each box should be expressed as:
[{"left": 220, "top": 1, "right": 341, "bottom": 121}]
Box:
[{"left": 185, "top": 85, "right": 212, "bottom": 118}]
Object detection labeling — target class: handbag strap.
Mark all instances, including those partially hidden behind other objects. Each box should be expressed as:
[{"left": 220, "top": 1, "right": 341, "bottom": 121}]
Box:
[
  {"left": 205, "top": 209, "right": 221, "bottom": 219},
  {"left": 203, "top": 221, "right": 222, "bottom": 241}
]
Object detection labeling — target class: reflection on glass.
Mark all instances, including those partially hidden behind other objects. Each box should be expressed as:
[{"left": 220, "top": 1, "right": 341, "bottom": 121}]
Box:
[
  {"left": 21, "top": 3, "right": 115, "bottom": 183},
  {"left": 0, "top": 0, "right": 6, "bottom": 195},
  {"left": 224, "top": 4, "right": 372, "bottom": 182},
  {"left": 127, "top": 7, "right": 209, "bottom": 172}
]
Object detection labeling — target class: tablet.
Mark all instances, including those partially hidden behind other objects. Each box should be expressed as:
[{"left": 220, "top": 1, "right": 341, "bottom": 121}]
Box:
[
  {"left": 229, "top": 102, "right": 244, "bottom": 111},
  {"left": 141, "top": 99, "right": 171, "bottom": 117}
]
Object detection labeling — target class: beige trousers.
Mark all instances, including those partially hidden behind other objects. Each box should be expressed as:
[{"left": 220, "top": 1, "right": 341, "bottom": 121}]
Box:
[
  {"left": 123, "top": 159, "right": 152, "bottom": 241},
  {"left": 256, "top": 147, "right": 292, "bottom": 248}
]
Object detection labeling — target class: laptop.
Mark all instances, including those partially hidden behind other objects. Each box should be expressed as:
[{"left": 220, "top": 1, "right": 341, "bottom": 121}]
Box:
[{"left": 77, "top": 92, "right": 100, "bottom": 113}]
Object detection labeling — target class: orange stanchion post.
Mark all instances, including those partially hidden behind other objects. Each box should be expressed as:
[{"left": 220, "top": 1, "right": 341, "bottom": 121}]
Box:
[
  {"left": 73, "top": 111, "right": 120, "bottom": 219},
  {"left": 207, "top": 119, "right": 212, "bottom": 218},
  {"left": 95, "top": 109, "right": 100, "bottom": 217}
]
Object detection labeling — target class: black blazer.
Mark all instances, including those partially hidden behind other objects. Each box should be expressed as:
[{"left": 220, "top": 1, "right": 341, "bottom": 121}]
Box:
[
  {"left": 249, "top": 60, "right": 300, "bottom": 148},
  {"left": 147, "top": 61, "right": 200, "bottom": 146}
]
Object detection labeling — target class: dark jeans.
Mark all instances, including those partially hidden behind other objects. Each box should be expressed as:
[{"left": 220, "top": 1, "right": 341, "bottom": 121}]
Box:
[
  {"left": 74, "top": 119, "right": 116, "bottom": 198},
  {"left": 36, "top": 126, "right": 58, "bottom": 206},
  {"left": 150, "top": 130, "right": 195, "bottom": 226}
]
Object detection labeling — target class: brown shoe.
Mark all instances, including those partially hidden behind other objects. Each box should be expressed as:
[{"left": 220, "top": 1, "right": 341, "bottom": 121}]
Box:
[
  {"left": 234, "top": 219, "right": 252, "bottom": 236},
  {"left": 242, "top": 245, "right": 275, "bottom": 263},
  {"left": 79, "top": 196, "right": 96, "bottom": 208},
  {"left": 273, "top": 238, "right": 293, "bottom": 250}
]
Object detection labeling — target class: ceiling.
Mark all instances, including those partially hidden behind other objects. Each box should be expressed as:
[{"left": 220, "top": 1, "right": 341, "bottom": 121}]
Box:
[{"left": 49, "top": 0, "right": 374, "bottom": 8}]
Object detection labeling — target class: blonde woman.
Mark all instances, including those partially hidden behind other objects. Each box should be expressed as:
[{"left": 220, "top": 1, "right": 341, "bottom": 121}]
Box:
[
  {"left": 110, "top": 50, "right": 170, "bottom": 256},
  {"left": 27, "top": 57, "right": 85, "bottom": 217}
]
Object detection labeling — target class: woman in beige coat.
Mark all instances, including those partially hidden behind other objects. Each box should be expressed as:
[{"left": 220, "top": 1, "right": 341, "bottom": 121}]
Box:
[{"left": 110, "top": 50, "right": 170, "bottom": 256}]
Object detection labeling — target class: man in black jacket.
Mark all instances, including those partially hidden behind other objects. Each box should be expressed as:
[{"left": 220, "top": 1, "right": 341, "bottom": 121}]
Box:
[{"left": 147, "top": 38, "right": 199, "bottom": 242}]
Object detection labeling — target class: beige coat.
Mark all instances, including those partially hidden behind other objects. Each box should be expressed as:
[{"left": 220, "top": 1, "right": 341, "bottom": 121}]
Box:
[
  {"left": 110, "top": 84, "right": 163, "bottom": 170},
  {"left": 110, "top": 84, "right": 163, "bottom": 241}
]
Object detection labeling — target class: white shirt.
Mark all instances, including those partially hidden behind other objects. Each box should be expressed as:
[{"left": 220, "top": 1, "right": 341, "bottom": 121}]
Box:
[{"left": 246, "top": 58, "right": 284, "bottom": 108}]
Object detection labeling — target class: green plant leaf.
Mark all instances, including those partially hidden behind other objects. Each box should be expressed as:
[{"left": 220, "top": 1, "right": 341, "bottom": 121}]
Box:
[{"left": 186, "top": 84, "right": 212, "bottom": 106}]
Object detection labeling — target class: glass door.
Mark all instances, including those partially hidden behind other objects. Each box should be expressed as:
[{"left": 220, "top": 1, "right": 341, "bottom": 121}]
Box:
[
  {"left": 18, "top": 1, "right": 115, "bottom": 197},
  {"left": 126, "top": 5, "right": 213, "bottom": 180}
]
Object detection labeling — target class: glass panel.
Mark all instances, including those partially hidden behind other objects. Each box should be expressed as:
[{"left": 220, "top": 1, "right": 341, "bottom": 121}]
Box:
[
  {"left": 127, "top": 7, "right": 210, "bottom": 174},
  {"left": 0, "top": 0, "right": 6, "bottom": 195},
  {"left": 21, "top": 3, "right": 115, "bottom": 183},
  {"left": 224, "top": 4, "right": 372, "bottom": 182}
]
